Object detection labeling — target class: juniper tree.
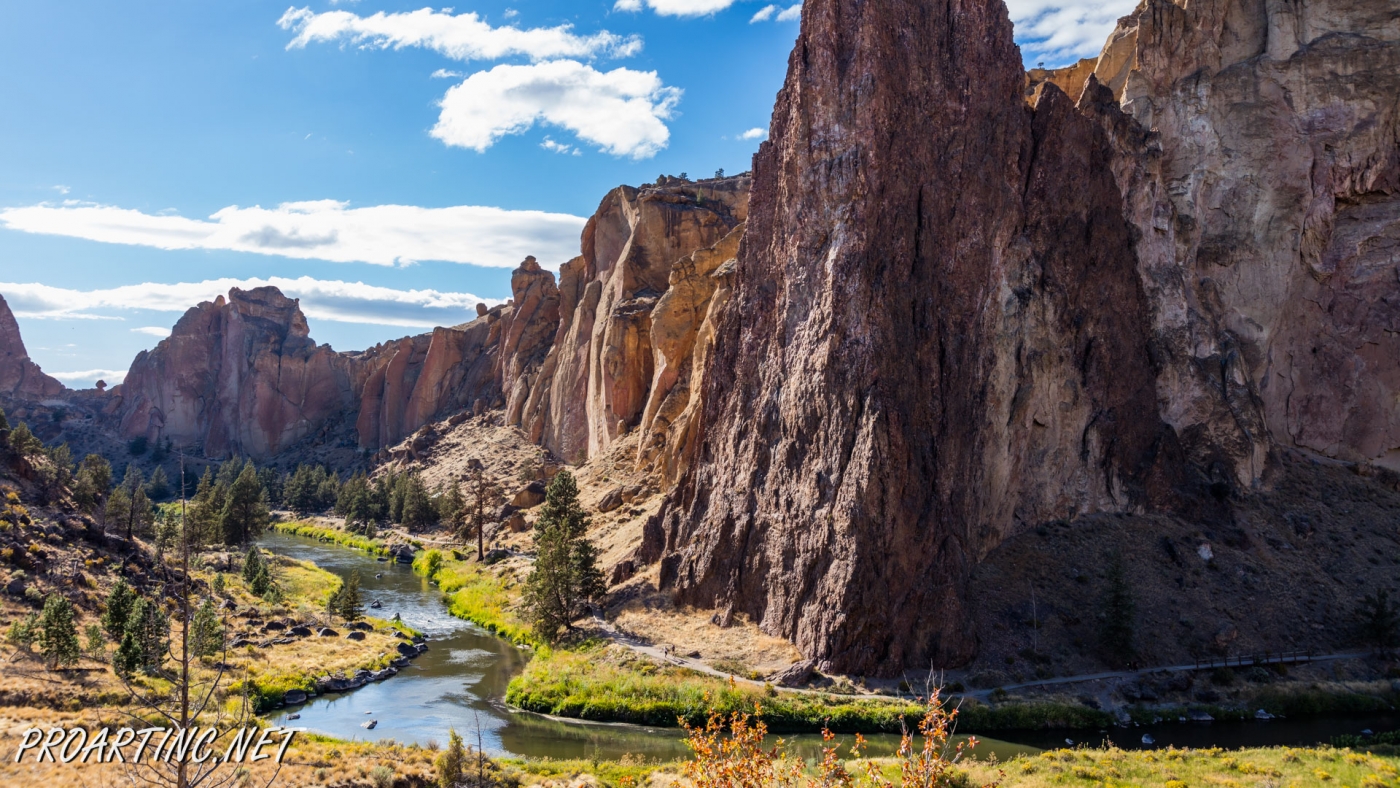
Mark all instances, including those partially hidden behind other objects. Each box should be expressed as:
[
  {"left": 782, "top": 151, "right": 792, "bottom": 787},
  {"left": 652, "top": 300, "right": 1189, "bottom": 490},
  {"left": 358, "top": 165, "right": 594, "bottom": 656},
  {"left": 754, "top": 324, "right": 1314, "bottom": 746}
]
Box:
[
  {"left": 124, "top": 597, "right": 170, "bottom": 673},
  {"left": 521, "top": 471, "right": 606, "bottom": 641},
  {"left": 84, "top": 623, "right": 105, "bottom": 660},
  {"left": 1098, "top": 551, "right": 1136, "bottom": 665},
  {"left": 335, "top": 571, "right": 364, "bottom": 622}
]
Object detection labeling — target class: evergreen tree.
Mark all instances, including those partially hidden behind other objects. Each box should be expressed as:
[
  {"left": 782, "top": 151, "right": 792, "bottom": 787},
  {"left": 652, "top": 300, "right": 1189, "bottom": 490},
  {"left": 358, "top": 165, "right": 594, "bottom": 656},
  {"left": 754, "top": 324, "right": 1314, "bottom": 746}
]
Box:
[
  {"left": 242, "top": 546, "right": 266, "bottom": 584},
  {"left": 521, "top": 471, "right": 606, "bottom": 641},
  {"left": 189, "top": 598, "right": 224, "bottom": 658},
  {"left": 0, "top": 406, "right": 8, "bottom": 433},
  {"left": 439, "top": 479, "right": 465, "bottom": 536},
  {"left": 249, "top": 563, "right": 272, "bottom": 597},
  {"left": 101, "top": 579, "right": 137, "bottom": 640},
  {"left": 335, "top": 571, "right": 364, "bottom": 622},
  {"left": 83, "top": 623, "right": 105, "bottom": 660},
  {"left": 113, "top": 630, "right": 142, "bottom": 679},
  {"left": 1098, "top": 551, "right": 1136, "bottom": 665},
  {"left": 124, "top": 597, "right": 170, "bottom": 673},
  {"left": 315, "top": 470, "right": 341, "bottom": 512},
  {"left": 37, "top": 594, "right": 80, "bottom": 669},
  {"left": 400, "top": 473, "right": 436, "bottom": 531},
  {"left": 117, "top": 465, "right": 154, "bottom": 539},
  {"left": 145, "top": 465, "right": 170, "bottom": 500},
  {"left": 219, "top": 462, "right": 269, "bottom": 546},
  {"left": 185, "top": 467, "right": 223, "bottom": 548},
  {"left": 212, "top": 572, "right": 226, "bottom": 597},
  {"left": 103, "top": 485, "right": 130, "bottom": 532},
  {"left": 81, "top": 454, "right": 112, "bottom": 497},
  {"left": 1357, "top": 588, "right": 1400, "bottom": 656},
  {"left": 5, "top": 613, "right": 38, "bottom": 649},
  {"left": 6, "top": 422, "right": 42, "bottom": 457},
  {"left": 37, "top": 443, "right": 74, "bottom": 503}
]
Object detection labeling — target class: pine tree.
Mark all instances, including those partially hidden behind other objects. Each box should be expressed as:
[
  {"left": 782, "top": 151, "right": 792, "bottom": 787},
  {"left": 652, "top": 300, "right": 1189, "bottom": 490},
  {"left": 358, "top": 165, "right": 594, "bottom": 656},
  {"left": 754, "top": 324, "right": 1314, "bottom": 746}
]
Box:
[
  {"left": 212, "top": 572, "right": 226, "bottom": 596},
  {"left": 37, "top": 594, "right": 80, "bottom": 669},
  {"left": 81, "top": 454, "right": 112, "bottom": 497},
  {"left": 521, "top": 471, "right": 606, "bottom": 641},
  {"left": 336, "top": 571, "right": 364, "bottom": 622},
  {"left": 400, "top": 473, "right": 436, "bottom": 531},
  {"left": 242, "top": 546, "right": 265, "bottom": 584},
  {"left": 101, "top": 579, "right": 137, "bottom": 640},
  {"left": 84, "top": 623, "right": 105, "bottom": 660},
  {"left": 145, "top": 465, "right": 170, "bottom": 500},
  {"left": 249, "top": 563, "right": 272, "bottom": 597},
  {"left": 124, "top": 597, "right": 170, "bottom": 673},
  {"left": 189, "top": 598, "right": 224, "bottom": 658},
  {"left": 38, "top": 443, "right": 74, "bottom": 503},
  {"left": 117, "top": 465, "right": 154, "bottom": 540},
  {"left": 5, "top": 613, "right": 38, "bottom": 649},
  {"left": 113, "top": 630, "right": 142, "bottom": 678},
  {"left": 186, "top": 467, "right": 222, "bottom": 548},
  {"left": 220, "top": 462, "right": 269, "bottom": 546},
  {"left": 1098, "top": 551, "right": 1136, "bottom": 665}
]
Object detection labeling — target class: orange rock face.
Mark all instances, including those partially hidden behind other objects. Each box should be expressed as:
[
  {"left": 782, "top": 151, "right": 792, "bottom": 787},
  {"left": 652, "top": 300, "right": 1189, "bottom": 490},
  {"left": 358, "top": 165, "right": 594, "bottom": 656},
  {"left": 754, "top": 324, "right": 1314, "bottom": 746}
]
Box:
[{"left": 0, "top": 293, "right": 64, "bottom": 402}]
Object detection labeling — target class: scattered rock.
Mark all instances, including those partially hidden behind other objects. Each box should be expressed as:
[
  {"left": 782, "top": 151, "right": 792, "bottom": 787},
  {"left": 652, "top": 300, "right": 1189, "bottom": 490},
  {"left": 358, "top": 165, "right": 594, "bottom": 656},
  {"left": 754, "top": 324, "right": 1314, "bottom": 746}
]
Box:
[
  {"left": 767, "top": 660, "right": 817, "bottom": 688},
  {"left": 511, "top": 480, "right": 547, "bottom": 509},
  {"left": 317, "top": 627, "right": 338, "bottom": 637},
  {"left": 283, "top": 690, "right": 308, "bottom": 705},
  {"left": 289, "top": 626, "right": 312, "bottom": 637},
  {"left": 346, "top": 631, "right": 366, "bottom": 641},
  {"left": 503, "top": 513, "right": 527, "bottom": 533},
  {"left": 598, "top": 488, "right": 624, "bottom": 513},
  {"left": 361, "top": 720, "right": 377, "bottom": 730}
]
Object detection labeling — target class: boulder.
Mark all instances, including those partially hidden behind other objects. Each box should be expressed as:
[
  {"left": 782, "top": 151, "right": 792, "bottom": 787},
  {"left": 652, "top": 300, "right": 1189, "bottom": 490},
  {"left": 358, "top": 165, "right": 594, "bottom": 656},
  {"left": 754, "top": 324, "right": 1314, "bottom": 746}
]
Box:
[
  {"left": 345, "top": 631, "right": 366, "bottom": 641},
  {"left": 503, "top": 513, "right": 528, "bottom": 533},
  {"left": 511, "top": 481, "right": 547, "bottom": 508},
  {"left": 396, "top": 642, "right": 419, "bottom": 657},
  {"left": 289, "top": 626, "right": 312, "bottom": 637},
  {"left": 317, "top": 627, "right": 338, "bottom": 637},
  {"left": 597, "top": 488, "right": 624, "bottom": 513},
  {"left": 283, "top": 690, "right": 308, "bottom": 705},
  {"left": 767, "top": 660, "right": 818, "bottom": 688}
]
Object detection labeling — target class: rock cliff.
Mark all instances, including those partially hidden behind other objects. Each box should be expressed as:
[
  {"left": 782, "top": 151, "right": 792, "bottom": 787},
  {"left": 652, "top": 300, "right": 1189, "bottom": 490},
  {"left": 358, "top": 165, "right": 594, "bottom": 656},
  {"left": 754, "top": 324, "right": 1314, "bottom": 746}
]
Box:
[
  {"left": 0, "top": 294, "right": 64, "bottom": 402},
  {"left": 647, "top": 0, "right": 1400, "bottom": 675}
]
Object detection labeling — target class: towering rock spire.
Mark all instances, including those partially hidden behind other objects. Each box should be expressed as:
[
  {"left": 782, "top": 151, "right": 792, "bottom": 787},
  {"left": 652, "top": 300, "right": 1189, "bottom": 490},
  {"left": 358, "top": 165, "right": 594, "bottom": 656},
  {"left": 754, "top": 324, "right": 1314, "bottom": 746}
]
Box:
[{"left": 0, "top": 293, "right": 64, "bottom": 401}]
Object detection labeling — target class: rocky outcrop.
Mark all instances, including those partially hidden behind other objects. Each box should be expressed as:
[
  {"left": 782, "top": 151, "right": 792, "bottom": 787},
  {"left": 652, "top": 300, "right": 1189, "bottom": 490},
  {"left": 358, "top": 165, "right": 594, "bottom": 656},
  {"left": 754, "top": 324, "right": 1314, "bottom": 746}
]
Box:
[
  {"left": 0, "top": 294, "right": 64, "bottom": 402},
  {"left": 117, "top": 288, "right": 350, "bottom": 458},
  {"left": 649, "top": 0, "right": 1400, "bottom": 675},
  {"left": 519, "top": 177, "right": 750, "bottom": 464}
]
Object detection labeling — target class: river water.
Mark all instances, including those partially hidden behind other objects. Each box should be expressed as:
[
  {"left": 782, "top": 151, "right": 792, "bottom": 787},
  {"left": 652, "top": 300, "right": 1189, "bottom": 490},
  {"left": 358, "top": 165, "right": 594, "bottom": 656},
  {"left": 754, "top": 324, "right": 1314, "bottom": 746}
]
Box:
[{"left": 260, "top": 531, "right": 1394, "bottom": 761}]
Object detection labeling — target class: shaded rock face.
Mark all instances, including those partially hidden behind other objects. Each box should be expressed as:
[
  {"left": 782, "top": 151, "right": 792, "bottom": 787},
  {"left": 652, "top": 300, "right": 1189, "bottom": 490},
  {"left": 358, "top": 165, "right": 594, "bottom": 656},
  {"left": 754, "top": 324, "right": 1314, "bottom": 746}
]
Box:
[
  {"left": 0, "top": 294, "right": 64, "bottom": 401},
  {"left": 519, "top": 177, "right": 750, "bottom": 464},
  {"left": 652, "top": 0, "right": 1398, "bottom": 675}
]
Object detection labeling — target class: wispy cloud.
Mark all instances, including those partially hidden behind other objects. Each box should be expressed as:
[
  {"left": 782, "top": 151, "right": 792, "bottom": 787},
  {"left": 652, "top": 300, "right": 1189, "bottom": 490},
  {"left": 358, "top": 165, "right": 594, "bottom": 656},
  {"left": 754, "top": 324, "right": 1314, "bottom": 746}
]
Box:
[
  {"left": 278, "top": 6, "right": 642, "bottom": 62},
  {"left": 0, "top": 199, "right": 586, "bottom": 268},
  {"left": 1, "top": 277, "right": 505, "bottom": 330},
  {"left": 131, "top": 326, "right": 172, "bottom": 337},
  {"left": 615, "top": 0, "right": 741, "bottom": 17},
  {"left": 775, "top": 4, "right": 801, "bottom": 21},
  {"left": 1007, "top": 0, "right": 1135, "bottom": 65},
  {"left": 432, "top": 61, "right": 680, "bottom": 159},
  {"left": 47, "top": 368, "right": 128, "bottom": 384},
  {"left": 540, "top": 136, "right": 581, "bottom": 156},
  {"left": 739, "top": 127, "right": 767, "bottom": 140},
  {"left": 431, "top": 68, "right": 466, "bottom": 79}
]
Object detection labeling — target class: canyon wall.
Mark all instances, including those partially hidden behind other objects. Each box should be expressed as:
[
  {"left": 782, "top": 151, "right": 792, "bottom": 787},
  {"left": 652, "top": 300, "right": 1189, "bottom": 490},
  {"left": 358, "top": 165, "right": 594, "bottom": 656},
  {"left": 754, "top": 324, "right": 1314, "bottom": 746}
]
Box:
[
  {"left": 110, "top": 180, "right": 751, "bottom": 463},
  {"left": 647, "top": 0, "right": 1400, "bottom": 676},
  {"left": 0, "top": 294, "right": 63, "bottom": 403}
]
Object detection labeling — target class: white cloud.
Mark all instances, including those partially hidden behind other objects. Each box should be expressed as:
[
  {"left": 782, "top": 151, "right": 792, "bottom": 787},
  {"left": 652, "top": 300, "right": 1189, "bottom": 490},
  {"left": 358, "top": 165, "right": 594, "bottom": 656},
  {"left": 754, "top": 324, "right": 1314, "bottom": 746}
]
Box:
[
  {"left": 278, "top": 6, "right": 642, "bottom": 62},
  {"left": 1006, "top": 0, "right": 1136, "bottom": 64},
  {"left": 775, "top": 3, "right": 801, "bottom": 21},
  {"left": 47, "top": 369, "right": 128, "bottom": 384},
  {"left": 131, "top": 326, "right": 172, "bottom": 337},
  {"left": 432, "top": 60, "right": 680, "bottom": 159},
  {"left": 749, "top": 5, "right": 776, "bottom": 22},
  {"left": 623, "top": 0, "right": 740, "bottom": 16},
  {"left": 431, "top": 68, "right": 466, "bottom": 79},
  {"left": 53, "top": 185, "right": 70, "bottom": 195},
  {"left": 0, "top": 277, "right": 505, "bottom": 330},
  {"left": 540, "top": 136, "right": 581, "bottom": 156},
  {"left": 739, "top": 127, "right": 767, "bottom": 140},
  {"left": 503, "top": 9, "right": 519, "bottom": 19},
  {"left": 0, "top": 199, "right": 586, "bottom": 268}
]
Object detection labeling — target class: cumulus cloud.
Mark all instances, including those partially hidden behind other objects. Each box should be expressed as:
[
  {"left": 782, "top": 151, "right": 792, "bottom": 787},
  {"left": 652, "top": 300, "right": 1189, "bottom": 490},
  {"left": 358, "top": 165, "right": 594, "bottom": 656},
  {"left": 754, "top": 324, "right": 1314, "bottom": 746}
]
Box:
[
  {"left": 0, "top": 277, "right": 505, "bottom": 330},
  {"left": 432, "top": 61, "right": 680, "bottom": 159},
  {"left": 775, "top": 3, "right": 801, "bottom": 21},
  {"left": 278, "top": 6, "right": 642, "bottom": 62},
  {"left": 0, "top": 199, "right": 586, "bottom": 268},
  {"left": 618, "top": 0, "right": 740, "bottom": 16},
  {"left": 131, "top": 326, "right": 172, "bottom": 337},
  {"left": 1007, "top": 0, "right": 1135, "bottom": 64},
  {"left": 739, "top": 127, "right": 767, "bottom": 140}
]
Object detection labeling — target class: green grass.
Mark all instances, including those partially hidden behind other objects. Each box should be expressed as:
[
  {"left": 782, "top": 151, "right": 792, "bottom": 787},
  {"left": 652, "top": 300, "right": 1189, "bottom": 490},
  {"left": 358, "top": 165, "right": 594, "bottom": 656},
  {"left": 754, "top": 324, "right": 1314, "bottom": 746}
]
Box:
[
  {"left": 271, "top": 520, "right": 398, "bottom": 556},
  {"left": 504, "top": 644, "right": 924, "bottom": 733},
  {"left": 413, "top": 548, "right": 539, "bottom": 646},
  {"left": 502, "top": 756, "right": 676, "bottom": 788}
]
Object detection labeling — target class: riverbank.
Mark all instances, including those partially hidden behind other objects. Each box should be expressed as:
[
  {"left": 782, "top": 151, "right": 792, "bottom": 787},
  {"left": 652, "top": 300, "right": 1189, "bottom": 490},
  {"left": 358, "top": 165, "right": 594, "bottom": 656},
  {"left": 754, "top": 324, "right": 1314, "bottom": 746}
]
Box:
[{"left": 270, "top": 519, "right": 420, "bottom": 557}]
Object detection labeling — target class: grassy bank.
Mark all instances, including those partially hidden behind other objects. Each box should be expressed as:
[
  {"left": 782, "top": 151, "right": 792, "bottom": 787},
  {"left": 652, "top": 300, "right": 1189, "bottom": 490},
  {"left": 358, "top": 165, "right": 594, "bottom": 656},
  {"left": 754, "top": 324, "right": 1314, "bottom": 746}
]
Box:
[
  {"left": 413, "top": 548, "right": 538, "bottom": 646},
  {"left": 270, "top": 520, "right": 410, "bottom": 556},
  {"left": 504, "top": 643, "right": 924, "bottom": 733}
]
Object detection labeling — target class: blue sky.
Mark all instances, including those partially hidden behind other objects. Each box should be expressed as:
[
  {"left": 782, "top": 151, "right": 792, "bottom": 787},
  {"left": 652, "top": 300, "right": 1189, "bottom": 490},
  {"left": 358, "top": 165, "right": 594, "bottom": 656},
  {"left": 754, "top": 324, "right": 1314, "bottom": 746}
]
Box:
[{"left": 0, "top": 0, "right": 1122, "bottom": 387}]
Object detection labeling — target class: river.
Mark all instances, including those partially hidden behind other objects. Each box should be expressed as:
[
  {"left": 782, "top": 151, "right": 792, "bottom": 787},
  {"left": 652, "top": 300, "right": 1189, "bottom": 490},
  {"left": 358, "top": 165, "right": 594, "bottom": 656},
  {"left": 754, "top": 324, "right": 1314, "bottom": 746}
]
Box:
[{"left": 260, "top": 531, "right": 1394, "bottom": 761}]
